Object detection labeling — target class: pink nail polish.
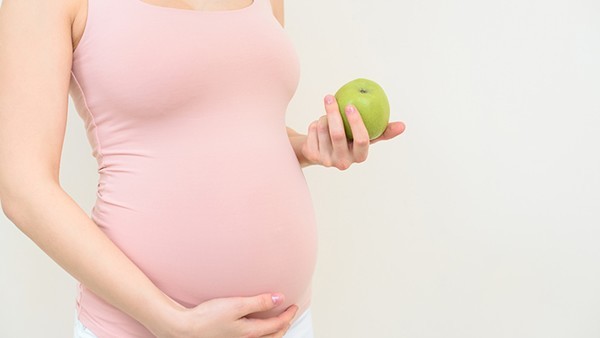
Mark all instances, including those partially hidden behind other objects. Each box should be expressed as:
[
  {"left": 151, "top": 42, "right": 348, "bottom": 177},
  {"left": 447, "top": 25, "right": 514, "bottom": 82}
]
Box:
[
  {"left": 346, "top": 105, "right": 355, "bottom": 114},
  {"left": 272, "top": 294, "right": 282, "bottom": 304},
  {"left": 325, "top": 95, "right": 334, "bottom": 105}
]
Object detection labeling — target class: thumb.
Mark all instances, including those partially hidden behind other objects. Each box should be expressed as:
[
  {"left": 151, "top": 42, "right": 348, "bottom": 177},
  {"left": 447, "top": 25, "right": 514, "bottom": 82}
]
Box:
[
  {"left": 235, "top": 293, "right": 285, "bottom": 317},
  {"left": 370, "top": 121, "right": 406, "bottom": 144}
]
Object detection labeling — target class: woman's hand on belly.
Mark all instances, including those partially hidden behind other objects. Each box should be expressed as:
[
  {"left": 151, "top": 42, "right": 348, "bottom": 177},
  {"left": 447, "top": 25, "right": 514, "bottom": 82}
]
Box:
[{"left": 154, "top": 292, "right": 298, "bottom": 338}]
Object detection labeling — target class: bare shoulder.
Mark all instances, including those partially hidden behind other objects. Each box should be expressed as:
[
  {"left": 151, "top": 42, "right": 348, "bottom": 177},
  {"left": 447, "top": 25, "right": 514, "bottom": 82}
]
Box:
[
  {"left": 0, "top": 0, "right": 80, "bottom": 23},
  {"left": 0, "top": 0, "right": 83, "bottom": 193},
  {"left": 0, "top": 0, "right": 81, "bottom": 50}
]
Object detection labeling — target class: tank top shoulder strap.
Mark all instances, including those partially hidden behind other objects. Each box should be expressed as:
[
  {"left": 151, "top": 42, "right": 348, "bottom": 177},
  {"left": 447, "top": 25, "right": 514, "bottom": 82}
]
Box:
[
  {"left": 73, "top": 0, "right": 108, "bottom": 59},
  {"left": 103, "top": 0, "right": 266, "bottom": 15},
  {"left": 74, "top": 0, "right": 271, "bottom": 60}
]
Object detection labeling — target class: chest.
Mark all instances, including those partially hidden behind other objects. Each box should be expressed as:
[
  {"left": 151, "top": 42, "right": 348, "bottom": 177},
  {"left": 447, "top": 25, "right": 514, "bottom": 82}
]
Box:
[
  {"left": 70, "top": 0, "right": 299, "bottom": 120},
  {"left": 72, "top": 0, "right": 258, "bottom": 51}
]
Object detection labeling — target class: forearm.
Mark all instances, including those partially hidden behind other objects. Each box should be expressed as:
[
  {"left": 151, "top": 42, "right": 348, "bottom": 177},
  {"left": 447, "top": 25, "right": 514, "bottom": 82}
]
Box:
[
  {"left": 286, "top": 126, "right": 314, "bottom": 168},
  {"left": 2, "top": 182, "right": 183, "bottom": 336}
]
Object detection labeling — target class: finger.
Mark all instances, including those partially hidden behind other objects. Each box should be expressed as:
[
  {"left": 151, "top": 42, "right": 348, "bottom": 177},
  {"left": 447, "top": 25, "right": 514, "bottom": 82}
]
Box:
[
  {"left": 317, "top": 116, "right": 333, "bottom": 167},
  {"left": 263, "top": 328, "right": 288, "bottom": 338},
  {"left": 242, "top": 305, "right": 298, "bottom": 338},
  {"left": 345, "top": 104, "right": 370, "bottom": 163},
  {"left": 323, "top": 95, "right": 350, "bottom": 155},
  {"left": 235, "top": 293, "right": 285, "bottom": 318},
  {"left": 277, "top": 304, "right": 299, "bottom": 325},
  {"left": 264, "top": 326, "right": 290, "bottom": 338},
  {"left": 370, "top": 121, "right": 406, "bottom": 145},
  {"left": 268, "top": 305, "right": 298, "bottom": 338}
]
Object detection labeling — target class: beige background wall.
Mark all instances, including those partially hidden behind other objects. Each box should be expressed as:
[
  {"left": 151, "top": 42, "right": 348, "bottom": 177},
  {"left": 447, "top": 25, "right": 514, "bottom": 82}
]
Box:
[{"left": 2, "top": 0, "right": 599, "bottom": 337}]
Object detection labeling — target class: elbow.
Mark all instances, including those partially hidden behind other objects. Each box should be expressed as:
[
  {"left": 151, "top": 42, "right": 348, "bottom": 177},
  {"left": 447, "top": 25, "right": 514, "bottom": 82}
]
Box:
[
  {"left": 0, "top": 186, "right": 22, "bottom": 222},
  {"left": 1, "top": 194, "right": 18, "bottom": 223},
  {"left": 0, "top": 179, "right": 59, "bottom": 223}
]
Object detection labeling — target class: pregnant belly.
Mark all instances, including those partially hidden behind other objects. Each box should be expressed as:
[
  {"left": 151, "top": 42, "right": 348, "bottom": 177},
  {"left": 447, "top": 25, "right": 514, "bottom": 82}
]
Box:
[{"left": 90, "top": 145, "right": 318, "bottom": 321}]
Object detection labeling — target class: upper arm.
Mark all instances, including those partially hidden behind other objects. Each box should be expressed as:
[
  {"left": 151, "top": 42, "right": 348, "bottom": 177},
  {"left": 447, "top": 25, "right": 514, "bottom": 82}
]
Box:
[
  {"left": 0, "top": 0, "right": 78, "bottom": 202},
  {"left": 269, "top": 0, "right": 284, "bottom": 27}
]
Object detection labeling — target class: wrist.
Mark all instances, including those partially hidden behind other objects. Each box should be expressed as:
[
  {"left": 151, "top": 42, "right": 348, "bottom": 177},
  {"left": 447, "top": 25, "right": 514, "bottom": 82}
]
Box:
[
  {"left": 144, "top": 293, "right": 188, "bottom": 338},
  {"left": 286, "top": 128, "right": 314, "bottom": 168},
  {"left": 291, "top": 135, "right": 313, "bottom": 168}
]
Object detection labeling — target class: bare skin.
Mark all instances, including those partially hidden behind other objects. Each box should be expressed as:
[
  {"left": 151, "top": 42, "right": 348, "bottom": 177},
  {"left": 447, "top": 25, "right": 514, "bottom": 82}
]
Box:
[
  {"left": 1, "top": 0, "right": 405, "bottom": 336},
  {"left": 70, "top": 0, "right": 407, "bottom": 170},
  {"left": 1, "top": 0, "right": 298, "bottom": 337}
]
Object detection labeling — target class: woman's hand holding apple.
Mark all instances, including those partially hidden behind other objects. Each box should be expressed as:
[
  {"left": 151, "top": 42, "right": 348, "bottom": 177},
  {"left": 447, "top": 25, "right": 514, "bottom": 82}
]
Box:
[{"left": 299, "top": 95, "right": 406, "bottom": 170}]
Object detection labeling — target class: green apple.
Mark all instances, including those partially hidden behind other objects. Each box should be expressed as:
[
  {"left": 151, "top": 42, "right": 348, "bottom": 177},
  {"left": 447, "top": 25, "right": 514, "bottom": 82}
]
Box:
[{"left": 334, "top": 78, "right": 390, "bottom": 141}]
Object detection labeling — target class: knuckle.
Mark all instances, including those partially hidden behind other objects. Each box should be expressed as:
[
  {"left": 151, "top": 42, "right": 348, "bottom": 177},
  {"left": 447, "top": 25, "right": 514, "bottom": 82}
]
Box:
[
  {"left": 302, "top": 148, "right": 319, "bottom": 163},
  {"left": 336, "top": 160, "right": 351, "bottom": 170},
  {"left": 353, "top": 137, "right": 369, "bottom": 147},
  {"left": 330, "top": 131, "right": 346, "bottom": 142},
  {"left": 308, "top": 153, "right": 320, "bottom": 163},
  {"left": 351, "top": 149, "right": 368, "bottom": 162},
  {"left": 356, "top": 155, "right": 368, "bottom": 163},
  {"left": 259, "top": 296, "right": 271, "bottom": 310},
  {"left": 317, "top": 122, "right": 328, "bottom": 132}
]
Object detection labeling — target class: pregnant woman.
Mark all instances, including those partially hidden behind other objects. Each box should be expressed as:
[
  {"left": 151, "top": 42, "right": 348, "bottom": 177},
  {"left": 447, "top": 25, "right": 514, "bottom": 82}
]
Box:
[{"left": 0, "top": 0, "right": 405, "bottom": 337}]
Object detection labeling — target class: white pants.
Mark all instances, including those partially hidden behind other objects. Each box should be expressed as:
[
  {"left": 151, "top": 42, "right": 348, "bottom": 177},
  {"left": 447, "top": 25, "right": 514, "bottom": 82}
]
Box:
[{"left": 73, "top": 308, "right": 315, "bottom": 338}]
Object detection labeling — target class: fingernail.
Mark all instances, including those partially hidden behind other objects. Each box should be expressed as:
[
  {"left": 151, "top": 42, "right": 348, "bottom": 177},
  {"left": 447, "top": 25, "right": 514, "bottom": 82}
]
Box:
[
  {"left": 272, "top": 294, "right": 282, "bottom": 305},
  {"left": 346, "top": 105, "right": 356, "bottom": 114},
  {"left": 325, "top": 95, "right": 334, "bottom": 105}
]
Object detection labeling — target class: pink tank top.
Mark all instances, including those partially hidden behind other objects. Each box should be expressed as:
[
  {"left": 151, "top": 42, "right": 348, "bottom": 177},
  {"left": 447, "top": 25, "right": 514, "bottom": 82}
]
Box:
[{"left": 68, "top": 0, "right": 318, "bottom": 336}]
